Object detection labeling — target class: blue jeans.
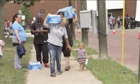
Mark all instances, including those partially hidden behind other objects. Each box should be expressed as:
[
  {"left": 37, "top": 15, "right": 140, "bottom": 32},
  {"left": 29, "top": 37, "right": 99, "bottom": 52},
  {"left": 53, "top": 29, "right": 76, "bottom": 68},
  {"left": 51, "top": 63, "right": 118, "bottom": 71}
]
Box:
[
  {"left": 48, "top": 43, "right": 62, "bottom": 75},
  {"left": 0, "top": 55, "right": 2, "bottom": 59}
]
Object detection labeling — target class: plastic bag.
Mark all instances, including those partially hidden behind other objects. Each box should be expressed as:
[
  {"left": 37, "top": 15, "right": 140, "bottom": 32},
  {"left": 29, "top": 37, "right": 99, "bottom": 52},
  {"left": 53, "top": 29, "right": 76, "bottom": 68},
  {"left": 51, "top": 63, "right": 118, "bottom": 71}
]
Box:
[{"left": 85, "top": 59, "right": 88, "bottom": 65}]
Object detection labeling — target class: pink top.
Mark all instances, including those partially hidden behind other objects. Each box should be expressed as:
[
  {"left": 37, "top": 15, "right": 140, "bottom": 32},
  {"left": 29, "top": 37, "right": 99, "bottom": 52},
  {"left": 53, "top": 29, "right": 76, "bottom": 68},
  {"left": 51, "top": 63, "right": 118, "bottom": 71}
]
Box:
[{"left": 77, "top": 48, "right": 86, "bottom": 59}]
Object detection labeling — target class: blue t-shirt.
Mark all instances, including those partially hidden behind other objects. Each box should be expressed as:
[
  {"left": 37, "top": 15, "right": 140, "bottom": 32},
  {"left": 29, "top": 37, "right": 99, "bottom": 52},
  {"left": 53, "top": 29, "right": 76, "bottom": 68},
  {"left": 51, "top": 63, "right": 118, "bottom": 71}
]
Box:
[{"left": 12, "top": 22, "right": 26, "bottom": 42}]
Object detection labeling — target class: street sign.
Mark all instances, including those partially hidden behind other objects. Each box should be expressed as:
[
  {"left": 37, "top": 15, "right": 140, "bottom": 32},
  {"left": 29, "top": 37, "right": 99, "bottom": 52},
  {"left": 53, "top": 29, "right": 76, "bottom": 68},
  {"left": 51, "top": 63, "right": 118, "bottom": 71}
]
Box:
[
  {"left": 18, "top": 10, "right": 22, "bottom": 14},
  {"left": 22, "top": 15, "right": 25, "bottom": 20},
  {"left": 40, "top": 9, "right": 45, "bottom": 14}
]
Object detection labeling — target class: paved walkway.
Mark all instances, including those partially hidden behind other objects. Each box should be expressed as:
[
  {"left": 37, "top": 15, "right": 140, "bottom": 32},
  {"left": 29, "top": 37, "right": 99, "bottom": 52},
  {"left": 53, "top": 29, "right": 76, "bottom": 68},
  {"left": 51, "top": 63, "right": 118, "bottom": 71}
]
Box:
[{"left": 26, "top": 47, "right": 102, "bottom": 84}]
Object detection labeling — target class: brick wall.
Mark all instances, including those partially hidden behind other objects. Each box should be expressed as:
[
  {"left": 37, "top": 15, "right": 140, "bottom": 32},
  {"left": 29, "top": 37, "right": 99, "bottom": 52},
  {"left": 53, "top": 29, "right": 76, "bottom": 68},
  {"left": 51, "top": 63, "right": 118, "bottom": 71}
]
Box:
[
  {"left": 125, "top": 0, "right": 136, "bottom": 17},
  {"left": 4, "top": 0, "right": 81, "bottom": 21},
  {"left": 108, "top": 9, "right": 123, "bottom": 19}
]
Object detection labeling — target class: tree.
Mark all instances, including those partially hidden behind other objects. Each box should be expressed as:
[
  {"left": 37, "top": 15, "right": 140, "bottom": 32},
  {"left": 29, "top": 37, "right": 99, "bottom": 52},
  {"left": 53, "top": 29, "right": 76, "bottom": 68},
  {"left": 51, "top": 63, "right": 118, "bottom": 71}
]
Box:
[
  {"left": 97, "top": 0, "right": 108, "bottom": 58},
  {"left": 0, "top": 0, "right": 39, "bottom": 40},
  {"left": 21, "top": 3, "right": 32, "bottom": 22},
  {"left": 81, "top": 0, "right": 89, "bottom": 46},
  {"left": 0, "top": 0, "right": 5, "bottom": 40}
]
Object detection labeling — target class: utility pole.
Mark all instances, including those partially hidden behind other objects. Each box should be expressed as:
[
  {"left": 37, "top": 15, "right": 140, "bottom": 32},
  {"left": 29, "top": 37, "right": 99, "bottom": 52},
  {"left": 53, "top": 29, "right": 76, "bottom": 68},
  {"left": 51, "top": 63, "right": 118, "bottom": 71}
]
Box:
[
  {"left": 81, "top": 0, "right": 88, "bottom": 46},
  {"left": 68, "top": 0, "right": 75, "bottom": 40},
  {"left": 97, "top": 0, "right": 108, "bottom": 58}
]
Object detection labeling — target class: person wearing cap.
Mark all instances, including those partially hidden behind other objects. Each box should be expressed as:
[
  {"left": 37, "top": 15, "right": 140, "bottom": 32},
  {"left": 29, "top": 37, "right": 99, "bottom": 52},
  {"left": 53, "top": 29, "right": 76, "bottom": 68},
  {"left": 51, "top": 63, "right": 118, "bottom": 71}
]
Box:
[
  {"left": 30, "top": 13, "right": 49, "bottom": 68},
  {"left": 57, "top": 11, "right": 73, "bottom": 71},
  {"left": 44, "top": 14, "right": 72, "bottom": 77}
]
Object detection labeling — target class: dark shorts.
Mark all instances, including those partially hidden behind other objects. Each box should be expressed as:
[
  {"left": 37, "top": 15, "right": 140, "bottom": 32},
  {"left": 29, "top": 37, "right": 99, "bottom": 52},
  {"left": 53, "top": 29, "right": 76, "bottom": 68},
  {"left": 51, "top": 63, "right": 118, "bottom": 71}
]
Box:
[
  {"left": 62, "top": 44, "right": 72, "bottom": 57},
  {"left": 0, "top": 55, "right": 3, "bottom": 59}
]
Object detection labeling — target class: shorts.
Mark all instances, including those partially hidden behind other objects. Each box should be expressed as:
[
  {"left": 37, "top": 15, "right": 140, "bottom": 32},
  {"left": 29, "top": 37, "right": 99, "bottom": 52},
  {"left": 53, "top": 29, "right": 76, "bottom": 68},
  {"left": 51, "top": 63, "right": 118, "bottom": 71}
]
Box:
[
  {"left": 78, "top": 58, "right": 86, "bottom": 64},
  {"left": 62, "top": 44, "right": 72, "bottom": 57},
  {"left": 0, "top": 55, "right": 3, "bottom": 59}
]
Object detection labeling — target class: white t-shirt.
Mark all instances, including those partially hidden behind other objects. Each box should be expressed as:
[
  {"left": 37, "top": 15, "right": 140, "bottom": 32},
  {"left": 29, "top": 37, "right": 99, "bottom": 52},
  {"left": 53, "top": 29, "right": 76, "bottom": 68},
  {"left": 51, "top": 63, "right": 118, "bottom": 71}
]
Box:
[
  {"left": 0, "top": 40, "right": 5, "bottom": 56},
  {"left": 47, "top": 24, "right": 68, "bottom": 47},
  {"left": 0, "top": 46, "right": 2, "bottom": 56}
]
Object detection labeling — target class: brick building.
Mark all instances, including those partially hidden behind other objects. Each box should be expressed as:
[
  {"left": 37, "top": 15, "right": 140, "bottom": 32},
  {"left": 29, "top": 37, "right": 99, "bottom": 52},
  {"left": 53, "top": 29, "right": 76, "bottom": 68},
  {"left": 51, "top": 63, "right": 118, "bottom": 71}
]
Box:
[
  {"left": 4, "top": 0, "right": 138, "bottom": 22},
  {"left": 108, "top": 0, "right": 137, "bottom": 18},
  {"left": 4, "top": 0, "right": 81, "bottom": 21}
]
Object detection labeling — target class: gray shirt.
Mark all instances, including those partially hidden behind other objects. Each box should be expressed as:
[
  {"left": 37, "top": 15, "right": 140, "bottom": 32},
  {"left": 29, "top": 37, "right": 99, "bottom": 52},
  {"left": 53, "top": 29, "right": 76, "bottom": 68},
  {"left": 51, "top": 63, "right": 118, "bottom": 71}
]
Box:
[
  {"left": 47, "top": 24, "right": 68, "bottom": 47},
  {"left": 77, "top": 48, "right": 86, "bottom": 59}
]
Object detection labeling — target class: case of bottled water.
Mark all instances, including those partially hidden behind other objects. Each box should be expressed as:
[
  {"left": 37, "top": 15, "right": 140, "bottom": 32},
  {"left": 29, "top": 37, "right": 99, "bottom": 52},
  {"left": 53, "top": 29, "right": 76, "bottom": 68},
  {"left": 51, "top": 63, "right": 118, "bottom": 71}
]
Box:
[
  {"left": 28, "top": 61, "right": 41, "bottom": 70},
  {"left": 47, "top": 15, "right": 61, "bottom": 24}
]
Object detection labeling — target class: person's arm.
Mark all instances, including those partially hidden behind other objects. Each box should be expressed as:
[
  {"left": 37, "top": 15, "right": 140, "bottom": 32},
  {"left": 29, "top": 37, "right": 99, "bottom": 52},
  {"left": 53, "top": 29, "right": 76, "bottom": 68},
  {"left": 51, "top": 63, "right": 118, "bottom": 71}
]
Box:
[
  {"left": 43, "top": 16, "right": 48, "bottom": 27},
  {"left": 34, "top": 30, "right": 48, "bottom": 33},
  {"left": 14, "top": 30, "right": 21, "bottom": 44},
  {"left": 72, "top": 49, "right": 77, "bottom": 51},
  {"left": 43, "top": 13, "right": 51, "bottom": 27},
  {"left": 65, "top": 38, "right": 72, "bottom": 51},
  {"left": 63, "top": 27, "right": 72, "bottom": 50},
  {"left": 84, "top": 51, "right": 88, "bottom": 58},
  {"left": 31, "top": 21, "right": 49, "bottom": 34},
  {"left": 30, "top": 22, "right": 36, "bottom": 34}
]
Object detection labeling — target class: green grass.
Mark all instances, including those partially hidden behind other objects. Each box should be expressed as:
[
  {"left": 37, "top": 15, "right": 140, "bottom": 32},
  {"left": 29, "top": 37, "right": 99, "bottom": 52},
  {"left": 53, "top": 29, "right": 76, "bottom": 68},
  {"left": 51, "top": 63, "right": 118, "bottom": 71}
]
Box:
[
  {"left": 0, "top": 37, "right": 33, "bottom": 84},
  {"left": 25, "top": 29, "right": 31, "bottom": 33},
  {"left": 72, "top": 40, "right": 138, "bottom": 84},
  {"left": 87, "top": 58, "right": 137, "bottom": 84}
]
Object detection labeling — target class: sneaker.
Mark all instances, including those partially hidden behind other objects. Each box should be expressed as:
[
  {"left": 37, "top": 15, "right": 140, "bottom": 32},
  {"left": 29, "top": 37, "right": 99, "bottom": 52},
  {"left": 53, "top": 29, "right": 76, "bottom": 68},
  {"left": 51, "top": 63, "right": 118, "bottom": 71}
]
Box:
[
  {"left": 50, "top": 74, "right": 56, "bottom": 77},
  {"left": 44, "top": 63, "right": 49, "bottom": 68},
  {"left": 65, "top": 66, "right": 70, "bottom": 71},
  {"left": 57, "top": 71, "right": 62, "bottom": 75}
]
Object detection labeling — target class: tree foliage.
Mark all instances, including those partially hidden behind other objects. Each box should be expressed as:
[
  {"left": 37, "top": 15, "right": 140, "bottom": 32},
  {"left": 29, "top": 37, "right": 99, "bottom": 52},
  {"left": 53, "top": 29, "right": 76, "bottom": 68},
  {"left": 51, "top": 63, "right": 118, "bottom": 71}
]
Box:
[
  {"left": 0, "top": 0, "right": 39, "bottom": 39},
  {"left": 21, "top": 3, "right": 32, "bottom": 22},
  {"left": 0, "top": 0, "right": 5, "bottom": 40}
]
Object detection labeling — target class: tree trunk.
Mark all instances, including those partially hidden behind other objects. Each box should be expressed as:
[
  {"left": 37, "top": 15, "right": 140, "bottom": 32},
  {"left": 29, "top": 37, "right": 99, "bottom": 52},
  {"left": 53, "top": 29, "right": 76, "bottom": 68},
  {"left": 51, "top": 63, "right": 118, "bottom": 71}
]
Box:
[
  {"left": 81, "top": 0, "right": 88, "bottom": 46},
  {"left": 97, "top": 0, "right": 108, "bottom": 58},
  {"left": 0, "top": 0, "right": 5, "bottom": 40}
]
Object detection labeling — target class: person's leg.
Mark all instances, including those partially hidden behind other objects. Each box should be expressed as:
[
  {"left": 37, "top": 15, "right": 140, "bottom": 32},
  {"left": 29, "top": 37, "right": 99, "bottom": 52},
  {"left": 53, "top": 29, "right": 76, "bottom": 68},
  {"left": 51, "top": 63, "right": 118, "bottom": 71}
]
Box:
[
  {"left": 0, "top": 55, "right": 2, "bottom": 62},
  {"left": 48, "top": 43, "right": 56, "bottom": 76},
  {"left": 34, "top": 44, "right": 42, "bottom": 63},
  {"left": 14, "top": 46, "right": 22, "bottom": 69},
  {"left": 82, "top": 63, "right": 85, "bottom": 71},
  {"left": 42, "top": 43, "right": 49, "bottom": 67},
  {"left": 80, "top": 63, "right": 83, "bottom": 71},
  {"left": 56, "top": 46, "right": 62, "bottom": 73},
  {"left": 63, "top": 43, "right": 72, "bottom": 71},
  {"left": 65, "top": 57, "right": 70, "bottom": 67}
]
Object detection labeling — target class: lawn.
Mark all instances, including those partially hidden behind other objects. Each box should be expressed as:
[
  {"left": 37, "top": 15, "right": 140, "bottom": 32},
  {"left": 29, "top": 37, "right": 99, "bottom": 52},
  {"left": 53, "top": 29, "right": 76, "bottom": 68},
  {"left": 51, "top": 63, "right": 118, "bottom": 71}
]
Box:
[
  {"left": 72, "top": 40, "right": 138, "bottom": 84},
  {"left": 25, "top": 29, "right": 31, "bottom": 33},
  {"left": 0, "top": 37, "right": 33, "bottom": 84}
]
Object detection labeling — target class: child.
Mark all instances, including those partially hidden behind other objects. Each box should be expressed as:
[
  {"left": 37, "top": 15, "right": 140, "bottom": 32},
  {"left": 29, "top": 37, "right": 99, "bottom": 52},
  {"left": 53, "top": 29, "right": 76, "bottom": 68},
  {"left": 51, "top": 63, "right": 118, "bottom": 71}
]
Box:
[
  {"left": 73, "top": 43, "right": 87, "bottom": 71},
  {"left": 0, "top": 40, "right": 5, "bottom": 60}
]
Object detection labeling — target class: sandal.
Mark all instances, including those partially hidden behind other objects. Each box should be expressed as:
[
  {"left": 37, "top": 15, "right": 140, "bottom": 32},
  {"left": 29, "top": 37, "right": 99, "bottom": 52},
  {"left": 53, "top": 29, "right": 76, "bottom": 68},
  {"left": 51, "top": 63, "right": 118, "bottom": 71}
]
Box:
[{"left": 65, "top": 66, "right": 70, "bottom": 71}]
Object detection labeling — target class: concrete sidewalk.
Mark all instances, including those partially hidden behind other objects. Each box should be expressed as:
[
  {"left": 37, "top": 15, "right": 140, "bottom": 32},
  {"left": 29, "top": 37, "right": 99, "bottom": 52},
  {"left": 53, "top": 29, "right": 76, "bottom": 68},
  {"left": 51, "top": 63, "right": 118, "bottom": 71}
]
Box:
[{"left": 26, "top": 47, "right": 102, "bottom": 84}]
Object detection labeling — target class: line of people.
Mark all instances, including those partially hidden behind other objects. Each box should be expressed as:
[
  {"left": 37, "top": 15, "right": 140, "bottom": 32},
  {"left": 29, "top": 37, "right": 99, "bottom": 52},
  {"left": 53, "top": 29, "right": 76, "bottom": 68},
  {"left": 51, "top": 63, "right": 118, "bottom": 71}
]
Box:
[{"left": 10, "top": 9, "right": 88, "bottom": 77}]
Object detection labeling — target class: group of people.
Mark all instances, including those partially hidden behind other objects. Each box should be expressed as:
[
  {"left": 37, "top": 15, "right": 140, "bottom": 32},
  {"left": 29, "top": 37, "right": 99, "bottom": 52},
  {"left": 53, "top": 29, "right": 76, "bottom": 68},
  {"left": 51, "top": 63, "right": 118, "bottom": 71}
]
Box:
[
  {"left": 108, "top": 15, "right": 138, "bottom": 30},
  {"left": 9, "top": 10, "right": 88, "bottom": 77},
  {"left": 108, "top": 15, "right": 116, "bottom": 29},
  {"left": 125, "top": 15, "right": 136, "bottom": 29}
]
